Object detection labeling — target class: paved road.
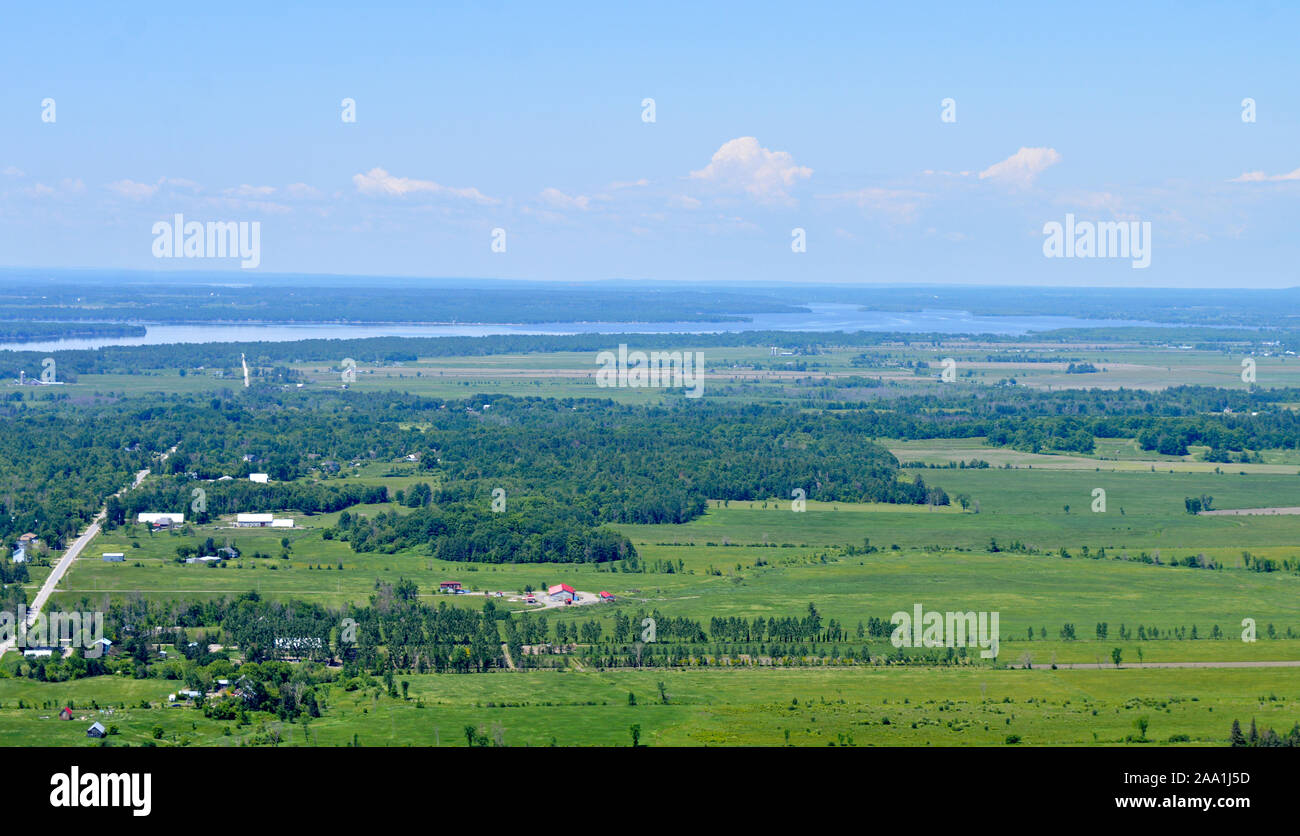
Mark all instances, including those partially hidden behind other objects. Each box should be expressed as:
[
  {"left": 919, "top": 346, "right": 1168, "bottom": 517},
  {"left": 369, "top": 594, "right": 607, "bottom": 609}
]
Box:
[
  {"left": 1011, "top": 660, "right": 1300, "bottom": 670},
  {"left": 1, "top": 450, "right": 170, "bottom": 657}
]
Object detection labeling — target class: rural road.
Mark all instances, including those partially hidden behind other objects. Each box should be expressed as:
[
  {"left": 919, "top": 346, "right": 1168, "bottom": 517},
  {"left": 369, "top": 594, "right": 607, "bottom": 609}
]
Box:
[
  {"left": 1011, "top": 660, "right": 1300, "bottom": 670},
  {"left": 0, "top": 448, "right": 171, "bottom": 657}
]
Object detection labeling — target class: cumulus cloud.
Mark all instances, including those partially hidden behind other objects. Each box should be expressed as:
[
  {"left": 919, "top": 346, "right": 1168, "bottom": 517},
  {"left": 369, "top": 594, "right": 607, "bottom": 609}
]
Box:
[
  {"left": 1230, "top": 167, "right": 1300, "bottom": 183},
  {"left": 352, "top": 167, "right": 498, "bottom": 204},
  {"left": 978, "top": 147, "right": 1061, "bottom": 187},
  {"left": 690, "top": 137, "right": 812, "bottom": 201},
  {"left": 539, "top": 187, "right": 592, "bottom": 210}
]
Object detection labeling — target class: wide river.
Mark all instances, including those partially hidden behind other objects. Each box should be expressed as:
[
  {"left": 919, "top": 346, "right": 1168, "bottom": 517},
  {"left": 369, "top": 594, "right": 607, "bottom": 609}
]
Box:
[{"left": 0, "top": 303, "right": 1166, "bottom": 352}]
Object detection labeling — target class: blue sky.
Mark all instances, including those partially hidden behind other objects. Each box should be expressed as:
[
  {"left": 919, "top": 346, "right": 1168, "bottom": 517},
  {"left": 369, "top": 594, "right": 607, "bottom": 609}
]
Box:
[{"left": 1, "top": 1, "right": 1297, "bottom": 286}]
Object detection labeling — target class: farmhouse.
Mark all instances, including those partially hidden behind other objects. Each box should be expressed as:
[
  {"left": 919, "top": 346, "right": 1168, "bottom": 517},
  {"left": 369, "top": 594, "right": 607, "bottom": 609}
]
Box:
[
  {"left": 59, "top": 707, "right": 73, "bottom": 721},
  {"left": 271, "top": 518, "right": 294, "bottom": 528},
  {"left": 249, "top": 473, "right": 269, "bottom": 483},
  {"left": 18, "top": 532, "right": 37, "bottom": 544},
  {"left": 102, "top": 552, "right": 125, "bottom": 563},
  {"left": 86, "top": 722, "right": 106, "bottom": 738},
  {"left": 548, "top": 583, "right": 576, "bottom": 603},
  {"left": 439, "top": 581, "right": 463, "bottom": 592},
  {"left": 599, "top": 591, "right": 616, "bottom": 601},
  {"left": 138, "top": 513, "right": 183, "bottom": 529},
  {"left": 11, "top": 545, "right": 26, "bottom": 563}
]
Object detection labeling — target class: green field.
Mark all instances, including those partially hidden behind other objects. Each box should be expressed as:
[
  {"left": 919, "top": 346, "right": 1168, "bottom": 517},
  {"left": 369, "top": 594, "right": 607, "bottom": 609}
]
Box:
[
  {"left": 3, "top": 666, "right": 1296, "bottom": 747},
  {"left": 5, "top": 336, "right": 1300, "bottom": 748}
]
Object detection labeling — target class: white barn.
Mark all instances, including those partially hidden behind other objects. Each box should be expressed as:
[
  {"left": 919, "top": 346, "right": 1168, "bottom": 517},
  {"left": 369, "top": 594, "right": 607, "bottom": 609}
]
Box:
[{"left": 235, "top": 513, "right": 275, "bottom": 527}]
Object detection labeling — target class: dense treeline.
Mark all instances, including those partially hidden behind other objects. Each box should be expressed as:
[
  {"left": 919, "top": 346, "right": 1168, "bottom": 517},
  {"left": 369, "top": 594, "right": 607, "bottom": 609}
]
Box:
[
  {"left": 0, "top": 281, "right": 804, "bottom": 325},
  {"left": 820, "top": 385, "right": 1300, "bottom": 454},
  {"left": 797, "top": 284, "right": 1300, "bottom": 328},
  {"left": 9, "top": 373, "right": 1300, "bottom": 562},
  {"left": 0, "top": 409, "right": 168, "bottom": 546},
  {"left": 0, "top": 329, "right": 905, "bottom": 377},
  {"left": 0, "top": 386, "right": 932, "bottom": 563},
  {"left": 335, "top": 498, "right": 638, "bottom": 564},
  {"left": 107, "top": 480, "right": 390, "bottom": 526},
  {"left": 0, "top": 321, "right": 146, "bottom": 342}
]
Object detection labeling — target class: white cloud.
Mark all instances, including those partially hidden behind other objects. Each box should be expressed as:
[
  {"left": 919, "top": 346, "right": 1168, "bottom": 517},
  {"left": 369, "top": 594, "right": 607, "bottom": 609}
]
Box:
[
  {"left": 818, "top": 187, "right": 925, "bottom": 222},
  {"left": 668, "top": 194, "right": 702, "bottom": 209},
  {"left": 26, "top": 179, "right": 83, "bottom": 198},
  {"left": 286, "top": 183, "right": 322, "bottom": 199},
  {"left": 978, "top": 147, "right": 1061, "bottom": 187},
  {"left": 352, "top": 167, "right": 498, "bottom": 204},
  {"left": 105, "top": 177, "right": 201, "bottom": 200},
  {"left": 106, "top": 179, "right": 159, "bottom": 199},
  {"left": 2, "top": 166, "right": 23, "bottom": 177},
  {"left": 689, "top": 137, "right": 812, "bottom": 202},
  {"left": 1057, "top": 190, "right": 1140, "bottom": 221},
  {"left": 224, "top": 184, "right": 276, "bottom": 197},
  {"left": 609, "top": 178, "right": 648, "bottom": 190},
  {"left": 1230, "top": 167, "right": 1300, "bottom": 183},
  {"left": 539, "top": 187, "right": 591, "bottom": 210}
]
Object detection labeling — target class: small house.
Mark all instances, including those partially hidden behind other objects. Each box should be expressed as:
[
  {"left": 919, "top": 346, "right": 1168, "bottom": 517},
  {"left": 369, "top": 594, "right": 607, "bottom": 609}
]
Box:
[
  {"left": 59, "top": 707, "right": 73, "bottom": 720},
  {"left": 11, "top": 545, "right": 26, "bottom": 563},
  {"left": 599, "top": 591, "right": 615, "bottom": 601},
  {"left": 547, "top": 583, "right": 576, "bottom": 603},
  {"left": 102, "top": 552, "right": 125, "bottom": 563},
  {"left": 87, "top": 722, "right": 106, "bottom": 738},
  {"left": 439, "top": 581, "right": 463, "bottom": 592},
  {"left": 270, "top": 518, "right": 294, "bottom": 528},
  {"left": 249, "top": 473, "right": 269, "bottom": 484}
]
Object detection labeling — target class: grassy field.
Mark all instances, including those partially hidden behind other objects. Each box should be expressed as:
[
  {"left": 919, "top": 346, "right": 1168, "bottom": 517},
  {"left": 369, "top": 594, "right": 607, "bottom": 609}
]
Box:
[
  {"left": 40, "top": 469, "right": 1300, "bottom": 650},
  {"left": 42, "top": 339, "right": 1300, "bottom": 405},
  {"left": 2, "top": 665, "right": 1295, "bottom": 747},
  {"left": 6, "top": 337, "right": 1299, "bottom": 747}
]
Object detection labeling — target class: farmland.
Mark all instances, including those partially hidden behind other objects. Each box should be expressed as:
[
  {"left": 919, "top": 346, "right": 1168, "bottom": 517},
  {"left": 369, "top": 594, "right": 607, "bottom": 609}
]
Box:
[{"left": 2, "top": 327, "right": 1298, "bottom": 747}]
